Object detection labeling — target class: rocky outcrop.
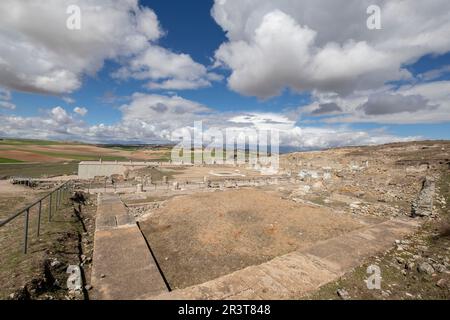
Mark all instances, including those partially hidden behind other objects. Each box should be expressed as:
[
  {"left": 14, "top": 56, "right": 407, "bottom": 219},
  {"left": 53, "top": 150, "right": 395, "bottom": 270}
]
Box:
[{"left": 411, "top": 177, "right": 435, "bottom": 217}]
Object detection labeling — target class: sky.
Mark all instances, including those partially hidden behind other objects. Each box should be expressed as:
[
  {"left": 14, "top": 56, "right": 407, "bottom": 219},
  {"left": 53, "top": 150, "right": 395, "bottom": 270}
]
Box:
[{"left": 0, "top": 0, "right": 450, "bottom": 149}]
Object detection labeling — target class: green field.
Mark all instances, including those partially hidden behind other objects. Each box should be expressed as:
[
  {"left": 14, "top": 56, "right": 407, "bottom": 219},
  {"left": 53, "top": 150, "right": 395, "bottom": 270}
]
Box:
[
  {"left": 26, "top": 150, "right": 128, "bottom": 161},
  {"left": 108, "top": 146, "right": 141, "bottom": 151},
  {"left": 0, "top": 138, "right": 173, "bottom": 165},
  {"left": 0, "top": 158, "right": 24, "bottom": 164},
  {"left": 0, "top": 162, "right": 79, "bottom": 178},
  {"left": 0, "top": 138, "right": 77, "bottom": 146}
]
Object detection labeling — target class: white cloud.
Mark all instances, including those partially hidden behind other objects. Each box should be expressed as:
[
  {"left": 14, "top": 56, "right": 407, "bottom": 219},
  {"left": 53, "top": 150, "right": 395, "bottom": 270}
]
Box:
[
  {"left": 417, "top": 65, "right": 450, "bottom": 81},
  {"left": 62, "top": 96, "right": 75, "bottom": 104},
  {"left": 51, "top": 106, "right": 73, "bottom": 124},
  {"left": 0, "top": 88, "right": 11, "bottom": 101},
  {"left": 0, "top": 93, "right": 418, "bottom": 148},
  {"left": 228, "top": 113, "right": 295, "bottom": 131},
  {"left": 281, "top": 126, "right": 418, "bottom": 150},
  {"left": 73, "top": 107, "right": 88, "bottom": 116},
  {"left": 0, "top": 101, "right": 16, "bottom": 110},
  {"left": 212, "top": 0, "right": 450, "bottom": 98},
  {"left": 147, "top": 78, "right": 212, "bottom": 91},
  {"left": 0, "top": 0, "right": 214, "bottom": 94},
  {"left": 225, "top": 111, "right": 418, "bottom": 149},
  {"left": 0, "top": 87, "right": 16, "bottom": 110},
  {"left": 311, "top": 103, "right": 342, "bottom": 115},
  {"left": 113, "top": 46, "right": 222, "bottom": 90},
  {"left": 358, "top": 93, "right": 436, "bottom": 115},
  {"left": 0, "top": 0, "right": 163, "bottom": 94},
  {"left": 305, "top": 81, "right": 450, "bottom": 124},
  {"left": 121, "top": 93, "right": 210, "bottom": 120},
  {"left": 0, "top": 106, "right": 86, "bottom": 139}
]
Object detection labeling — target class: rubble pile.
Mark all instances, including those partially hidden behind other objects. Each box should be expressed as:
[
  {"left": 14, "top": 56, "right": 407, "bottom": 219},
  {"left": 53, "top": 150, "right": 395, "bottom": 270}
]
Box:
[
  {"left": 411, "top": 177, "right": 436, "bottom": 217},
  {"left": 280, "top": 142, "right": 449, "bottom": 219}
]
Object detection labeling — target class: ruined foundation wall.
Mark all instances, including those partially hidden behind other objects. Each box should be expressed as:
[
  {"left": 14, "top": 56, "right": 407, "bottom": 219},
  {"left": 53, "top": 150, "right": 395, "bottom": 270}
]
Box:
[{"left": 78, "top": 163, "right": 127, "bottom": 179}]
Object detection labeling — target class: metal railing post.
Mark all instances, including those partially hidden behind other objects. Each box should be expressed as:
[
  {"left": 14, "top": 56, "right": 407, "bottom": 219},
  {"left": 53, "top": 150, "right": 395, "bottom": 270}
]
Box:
[
  {"left": 37, "top": 200, "right": 42, "bottom": 237},
  {"left": 1, "top": 181, "right": 72, "bottom": 255},
  {"left": 23, "top": 208, "right": 30, "bottom": 254},
  {"left": 49, "top": 193, "right": 52, "bottom": 222}
]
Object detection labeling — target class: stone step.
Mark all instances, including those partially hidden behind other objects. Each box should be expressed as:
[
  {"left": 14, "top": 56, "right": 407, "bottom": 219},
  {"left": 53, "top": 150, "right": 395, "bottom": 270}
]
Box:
[
  {"left": 147, "top": 217, "right": 419, "bottom": 300},
  {"left": 91, "top": 193, "right": 168, "bottom": 300}
]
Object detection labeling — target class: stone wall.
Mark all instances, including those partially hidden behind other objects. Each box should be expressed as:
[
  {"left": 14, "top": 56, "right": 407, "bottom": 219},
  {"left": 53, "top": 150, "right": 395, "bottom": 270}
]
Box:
[
  {"left": 411, "top": 177, "right": 435, "bottom": 217},
  {"left": 78, "top": 162, "right": 151, "bottom": 179}
]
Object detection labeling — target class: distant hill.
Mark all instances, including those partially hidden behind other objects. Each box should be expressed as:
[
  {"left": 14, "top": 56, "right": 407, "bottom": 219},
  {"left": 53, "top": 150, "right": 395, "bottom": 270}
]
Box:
[{"left": 0, "top": 138, "right": 172, "bottom": 163}]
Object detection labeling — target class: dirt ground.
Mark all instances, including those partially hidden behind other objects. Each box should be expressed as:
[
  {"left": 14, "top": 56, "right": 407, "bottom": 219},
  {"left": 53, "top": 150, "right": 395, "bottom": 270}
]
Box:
[
  {"left": 0, "top": 150, "right": 61, "bottom": 163},
  {"left": 160, "top": 165, "right": 263, "bottom": 182},
  {"left": 306, "top": 168, "right": 450, "bottom": 300},
  {"left": 1, "top": 140, "right": 445, "bottom": 300},
  {"left": 0, "top": 181, "right": 49, "bottom": 219},
  {"left": 0, "top": 140, "right": 172, "bottom": 163},
  {"left": 0, "top": 162, "right": 79, "bottom": 179},
  {"left": 139, "top": 188, "right": 366, "bottom": 290},
  {"left": 0, "top": 187, "right": 96, "bottom": 300},
  {"left": 0, "top": 178, "right": 98, "bottom": 300}
]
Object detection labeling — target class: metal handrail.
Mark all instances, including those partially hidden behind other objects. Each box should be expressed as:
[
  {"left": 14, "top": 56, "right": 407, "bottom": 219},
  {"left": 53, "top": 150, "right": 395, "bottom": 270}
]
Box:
[
  {"left": 0, "top": 180, "right": 72, "bottom": 253},
  {"left": 0, "top": 180, "right": 70, "bottom": 227}
]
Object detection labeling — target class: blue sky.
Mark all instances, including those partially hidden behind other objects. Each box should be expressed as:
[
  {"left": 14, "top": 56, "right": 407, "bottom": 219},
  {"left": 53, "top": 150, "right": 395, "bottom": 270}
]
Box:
[{"left": 0, "top": 0, "right": 450, "bottom": 148}]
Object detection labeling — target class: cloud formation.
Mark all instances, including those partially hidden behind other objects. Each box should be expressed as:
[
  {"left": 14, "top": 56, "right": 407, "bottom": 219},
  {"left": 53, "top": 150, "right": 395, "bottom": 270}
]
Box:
[
  {"left": 113, "top": 46, "right": 222, "bottom": 90},
  {"left": 311, "top": 103, "right": 342, "bottom": 115},
  {"left": 212, "top": 0, "right": 450, "bottom": 99},
  {"left": 0, "top": 88, "right": 16, "bottom": 110},
  {"left": 73, "top": 107, "right": 88, "bottom": 116},
  {"left": 359, "top": 93, "right": 436, "bottom": 115},
  {"left": 307, "top": 80, "right": 450, "bottom": 124},
  {"left": 0, "top": 0, "right": 214, "bottom": 94},
  {"left": 0, "top": 1, "right": 445, "bottom": 148},
  {"left": 0, "top": 93, "right": 417, "bottom": 149}
]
